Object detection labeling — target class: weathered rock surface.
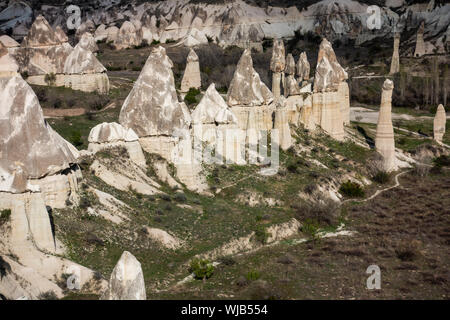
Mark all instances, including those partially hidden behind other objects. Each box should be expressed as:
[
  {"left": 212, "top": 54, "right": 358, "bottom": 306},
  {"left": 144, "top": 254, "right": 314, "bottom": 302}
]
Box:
[
  {"left": 119, "top": 46, "right": 190, "bottom": 138},
  {"left": 180, "top": 49, "right": 201, "bottom": 93},
  {"left": 21, "top": 15, "right": 60, "bottom": 47},
  {"left": 144, "top": 227, "right": 183, "bottom": 250},
  {"left": 0, "top": 42, "right": 19, "bottom": 77},
  {"left": 338, "top": 81, "right": 350, "bottom": 125},
  {"left": 227, "top": 49, "right": 273, "bottom": 107},
  {"left": 101, "top": 251, "right": 146, "bottom": 300},
  {"left": 389, "top": 32, "right": 400, "bottom": 74},
  {"left": 375, "top": 79, "right": 397, "bottom": 171},
  {"left": 312, "top": 91, "right": 345, "bottom": 141},
  {"left": 75, "top": 20, "right": 96, "bottom": 40},
  {"left": 63, "top": 42, "right": 109, "bottom": 94},
  {"left": 88, "top": 122, "right": 146, "bottom": 168},
  {"left": 270, "top": 39, "right": 285, "bottom": 98},
  {"left": 414, "top": 21, "right": 426, "bottom": 57},
  {"left": 106, "top": 26, "right": 119, "bottom": 43},
  {"left": 284, "top": 53, "right": 300, "bottom": 97},
  {"left": 78, "top": 32, "right": 99, "bottom": 53},
  {"left": 54, "top": 26, "right": 68, "bottom": 44},
  {"left": 274, "top": 108, "right": 293, "bottom": 151},
  {"left": 192, "top": 83, "right": 242, "bottom": 164},
  {"left": 313, "top": 38, "right": 348, "bottom": 93},
  {"left": 297, "top": 52, "right": 310, "bottom": 82},
  {"left": 433, "top": 104, "right": 446, "bottom": 143},
  {"left": 0, "top": 73, "right": 80, "bottom": 206},
  {"left": 114, "top": 21, "right": 141, "bottom": 50},
  {"left": 0, "top": 35, "right": 20, "bottom": 48},
  {"left": 94, "top": 24, "right": 108, "bottom": 42}
]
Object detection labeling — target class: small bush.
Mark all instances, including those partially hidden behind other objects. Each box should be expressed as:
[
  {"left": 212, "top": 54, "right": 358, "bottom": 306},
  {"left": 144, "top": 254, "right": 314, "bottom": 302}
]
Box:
[
  {"left": 70, "top": 131, "right": 83, "bottom": 148},
  {"left": 246, "top": 270, "right": 261, "bottom": 281},
  {"left": 151, "top": 40, "right": 160, "bottom": 45},
  {"left": 433, "top": 155, "right": 450, "bottom": 167},
  {"left": 190, "top": 258, "right": 214, "bottom": 280},
  {"left": 173, "top": 193, "right": 187, "bottom": 202},
  {"left": 339, "top": 181, "right": 365, "bottom": 198},
  {"left": 184, "top": 87, "right": 200, "bottom": 105},
  {"left": 372, "top": 171, "right": 390, "bottom": 184},
  {"left": 44, "top": 73, "right": 56, "bottom": 86},
  {"left": 0, "top": 209, "right": 11, "bottom": 226},
  {"left": 253, "top": 225, "right": 269, "bottom": 244},
  {"left": 37, "top": 290, "right": 58, "bottom": 300}
]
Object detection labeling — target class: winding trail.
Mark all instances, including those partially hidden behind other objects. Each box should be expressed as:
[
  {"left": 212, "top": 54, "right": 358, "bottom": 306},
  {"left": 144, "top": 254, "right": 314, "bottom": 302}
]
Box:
[{"left": 341, "top": 170, "right": 410, "bottom": 206}]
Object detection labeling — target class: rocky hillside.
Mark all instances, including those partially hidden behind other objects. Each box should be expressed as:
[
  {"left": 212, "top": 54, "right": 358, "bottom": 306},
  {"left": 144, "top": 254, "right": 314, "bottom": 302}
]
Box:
[{"left": 0, "top": 0, "right": 448, "bottom": 52}]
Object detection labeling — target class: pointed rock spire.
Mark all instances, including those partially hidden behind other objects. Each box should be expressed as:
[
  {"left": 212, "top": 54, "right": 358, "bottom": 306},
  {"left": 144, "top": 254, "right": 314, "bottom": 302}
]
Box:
[
  {"left": 78, "top": 32, "right": 99, "bottom": 53},
  {"left": 297, "top": 52, "right": 310, "bottom": 82},
  {"left": 375, "top": 79, "right": 396, "bottom": 171},
  {"left": 284, "top": 53, "right": 300, "bottom": 96},
  {"left": 119, "top": 46, "right": 190, "bottom": 137},
  {"left": 414, "top": 21, "right": 425, "bottom": 57},
  {"left": 54, "top": 26, "right": 68, "bottom": 43},
  {"left": 313, "top": 38, "right": 348, "bottom": 93},
  {"left": 21, "top": 15, "right": 60, "bottom": 47},
  {"left": 101, "top": 251, "right": 146, "bottom": 300},
  {"left": 192, "top": 83, "right": 236, "bottom": 125},
  {"left": 433, "top": 104, "right": 446, "bottom": 143},
  {"left": 270, "top": 39, "right": 285, "bottom": 98},
  {"left": 227, "top": 49, "right": 273, "bottom": 107},
  {"left": 181, "top": 48, "right": 201, "bottom": 93}
]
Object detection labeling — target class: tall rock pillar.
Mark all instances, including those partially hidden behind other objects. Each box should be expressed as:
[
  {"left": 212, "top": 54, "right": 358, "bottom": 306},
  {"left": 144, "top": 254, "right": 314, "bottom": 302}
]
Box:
[
  {"left": 414, "top": 21, "right": 426, "bottom": 57},
  {"left": 433, "top": 104, "right": 446, "bottom": 143},
  {"left": 270, "top": 39, "right": 285, "bottom": 99},
  {"left": 390, "top": 32, "right": 400, "bottom": 74},
  {"left": 375, "top": 79, "right": 397, "bottom": 172}
]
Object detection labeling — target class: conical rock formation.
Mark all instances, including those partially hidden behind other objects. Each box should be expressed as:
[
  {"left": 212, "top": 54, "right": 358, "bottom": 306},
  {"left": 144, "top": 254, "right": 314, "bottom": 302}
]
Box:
[
  {"left": 297, "top": 52, "right": 310, "bottom": 82},
  {"left": 78, "top": 32, "right": 99, "bottom": 53},
  {"left": 114, "top": 21, "right": 141, "bottom": 50},
  {"left": 375, "top": 79, "right": 397, "bottom": 172},
  {"left": 101, "top": 251, "right": 146, "bottom": 300},
  {"left": 414, "top": 21, "right": 425, "bottom": 57},
  {"left": 389, "top": 32, "right": 400, "bottom": 74},
  {"left": 227, "top": 49, "right": 273, "bottom": 107},
  {"left": 180, "top": 49, "right": 201, "bottom": 93}
]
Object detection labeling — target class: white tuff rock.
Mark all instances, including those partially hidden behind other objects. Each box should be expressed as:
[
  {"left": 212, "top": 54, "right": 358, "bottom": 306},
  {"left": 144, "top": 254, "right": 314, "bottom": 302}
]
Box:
[
  {"left": 433, "top": 104, "right": 446, "bottom": 143},
  {"left": 180, "top": 49, "right": 201, "bottom": 93},
  {"left": 101, "top": 251, "right": 146, "bottom": 300}
]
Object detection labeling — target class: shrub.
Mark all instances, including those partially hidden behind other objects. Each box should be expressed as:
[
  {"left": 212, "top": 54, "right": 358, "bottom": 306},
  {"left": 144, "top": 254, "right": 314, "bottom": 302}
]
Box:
[
  {"left": 253, "top": 225, "right": 269, "bottom": 244},
  {"left": 151, "top": 40, "right": 160, "bottom": 45},
  {"left": 372, "top": 171, "right": 390, "bottom": 184},
  {"left": 339, "top": 181, "right": 365, "bottom": 198},
  {"left": 37, "top": 290, "right": 58, "bottom": 300},
  {"left": 295, "top": 199, "right": 339, "bottom": 227},
  {"left": 190, "top": 258, "right": 214, "bottom": 280},
  {"left": 44, "top": 73, "right": 56, "bottom": 86},
  {"left": 70, "top": 131, "right": 83, "bottom": 148},
  {"left": 184, "top": 87, "right": 200, "bottom": 105},
  {"left": 246, "top": 270, "right": 260, "bottom": 281},
  {"left": 173, "top": 192, "right": 187, "bottom": 202},
  {"left": 433, "top": 155, "right": 450, "bottom": 167},
  {"left": 21, "top": 71, "right": 29, "bottom": 79},
  {"left": 0, "top": 209, "right": 11, "bottom": 226}
]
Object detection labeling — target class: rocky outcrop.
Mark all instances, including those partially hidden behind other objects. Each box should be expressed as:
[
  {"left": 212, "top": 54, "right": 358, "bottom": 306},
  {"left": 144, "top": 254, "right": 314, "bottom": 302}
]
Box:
[
  {"left": 284, "top": 53, "right": 300, "bottom": 97},
  {"left": 21, "top": 15, "right": 60, "bottom": 47},
  {"left": 54, "top": 26, "right": 68, "bottom": 44},
  {"left": 63, "top": 42, "right": 109, "bottom": 94},
  {"left": 227, "top": 49, "right": 273, "bottom": 108},
  {"left": 375, "top": 79, "right": 397, "bottom": 172},
  {"left": 75, "top": 20, "right": 96, "bottom": 40},
  {"left": 274, "top": 108, "right": 293, "bottom": 151},
  {"left": 390, "top": 32, "right": 400, "bottom": 74},
  {"left": 0, "top": 71, "right": 80, "bottom": 207},
  {"left": 180, "top": 49, "right": 201, "bottom": 93},
  {"left": 311, "top": 38, "right": 348, "bottom": 140},
  {"left": 433, "top": 104, "right": 446, "bottom": 143},
  {"left": 314, "top": 38, "right": 348, "bottom": 93},
  {"left": 88, "top": 122, "right": 147, "bottom": 168},
  {"left": 101, "top": 251, "right": 146, "bottom": 300},
  {"left": 0, "top": 42, "right": 19, "bottom": 77},
  {"left": 414, "top": 21, "right": 426, "bottom": 57},
  {"left": 78, "top": 32, "right": 99, "bottom": 54},
  {"left": 192, "top": 83, "right": 243, "bottom": 164},
  {"left": 297, "top": 52, "right": 310, "bottom": 82},
  {"left": 119, "top": 46, "right": 206, "bottom": 193},
  {"left": 114, "top": 21, "right": 141, "bottom": 50},
  {"left": 0, "top": 35, "right": 20, "bottom": 48},
  {"left": 94, "top": 24, "right": 108, "bottom": 42},
  {"left": 270, "top": 39, "right": 285, "bottom": 98},
  {"left": 227, "top": 49, "right": 274, "bottom": 142},
  {"left": 106, "top": 26, "right": 119, "bottom": 43}
]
